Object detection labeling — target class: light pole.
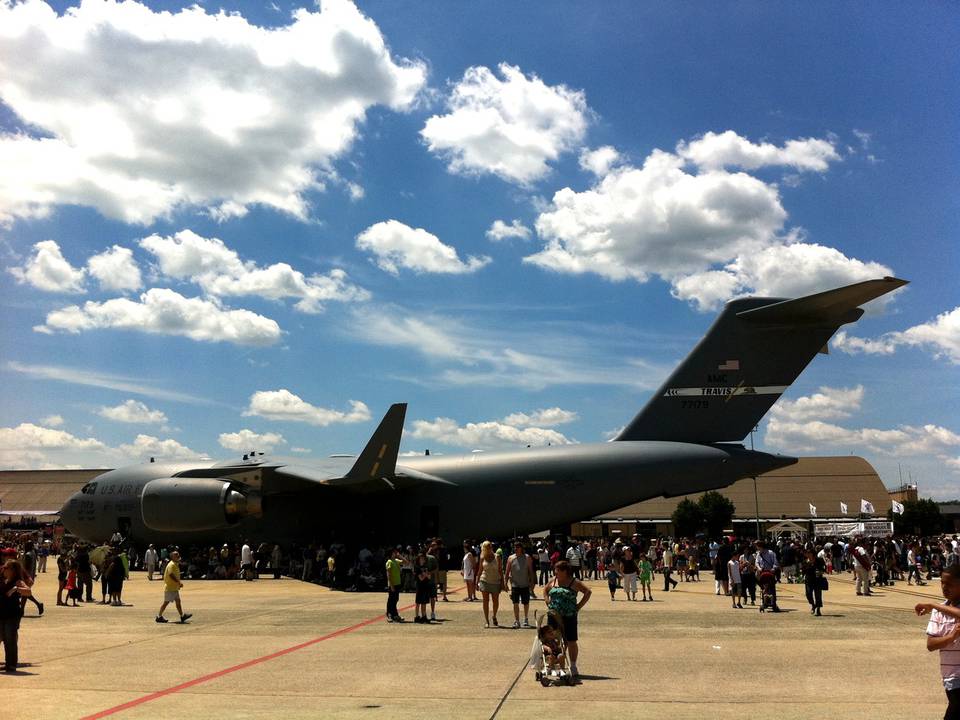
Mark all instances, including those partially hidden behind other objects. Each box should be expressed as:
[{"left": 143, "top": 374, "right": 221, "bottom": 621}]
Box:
[{"left": 750, "top": 425, "right": 760, "bottom": 539}]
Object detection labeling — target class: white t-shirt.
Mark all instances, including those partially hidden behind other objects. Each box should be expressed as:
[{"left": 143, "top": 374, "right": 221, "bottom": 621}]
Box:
[
  {"left": 462, "top": 552, "right": 476, "bottom": 579},
  {"left": 727, "top": 559, "right": 741, "bottom": 584},
  {"left": 566, "top": 546, "right": 581, "bottom": 567},
  {"left": 241, "top": 544, "right": 253, "bottom": 565},
  {"left": 927, "top": 604, "right": 960, "bottom": 689}
]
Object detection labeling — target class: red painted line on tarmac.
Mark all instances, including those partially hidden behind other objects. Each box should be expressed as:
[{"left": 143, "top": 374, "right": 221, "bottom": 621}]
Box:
[{"left": 81, "top": 587, "right": 464, "bottom": 720}]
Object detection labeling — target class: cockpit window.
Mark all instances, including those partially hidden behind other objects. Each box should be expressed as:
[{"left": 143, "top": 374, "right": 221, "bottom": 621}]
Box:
[{"left": 81, "top": 482, "right": 98, "bottom": 495}]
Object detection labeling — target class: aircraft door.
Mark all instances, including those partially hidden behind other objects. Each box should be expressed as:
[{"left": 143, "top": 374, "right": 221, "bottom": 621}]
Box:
[
  {"left": 419, "top": 505, "right": 439, "bottom": 540},
  {"left": 118, "top": 516, "right": 132, "bottom": 536}
]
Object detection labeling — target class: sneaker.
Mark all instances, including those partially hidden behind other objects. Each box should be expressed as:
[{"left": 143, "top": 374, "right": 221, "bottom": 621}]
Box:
[
  {"left": 155, "top": 616, "right": 168, "bottom": 623},
  {"left": 492, "top": 617, "right": 498, "bottom": 627},
  {"left": 484, "top": 621, "right": 490, "bottom": 628},
  {"left": 393, "top": 615, "right": 405, "bottom": 623},
  {"left": 386, "top": 616, "right": 394, "bottom": 623},
  {"left": 38, "top": 602, "right": 44, "bottom": 616},
  {"left": 523, "top": 619, "right": 530, "bottom": 628},
  {"left": 512, "top": 621, "right": 520, "bottom": 629},
  {"left": 570, "top": 664, "right": 578, "bottom": 677},
  {"left": 430, "top": 612, "right": 436, "bottom": 621},
  {"left": 179, "top": 613, "right": 192, "bottom": 623}
]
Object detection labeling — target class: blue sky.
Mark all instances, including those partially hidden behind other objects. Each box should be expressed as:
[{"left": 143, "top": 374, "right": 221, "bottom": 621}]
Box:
[{"left": 1, "top": 0, "right": 958, "bottom": 498}]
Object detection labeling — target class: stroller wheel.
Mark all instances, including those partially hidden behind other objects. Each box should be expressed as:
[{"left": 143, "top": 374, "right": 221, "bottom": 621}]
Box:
[
  {"left": 540, "top": 676, "right": 550, "bottom": 687},
  {"left": 534, "top": 671, "right": 542, "bottom": 681}
]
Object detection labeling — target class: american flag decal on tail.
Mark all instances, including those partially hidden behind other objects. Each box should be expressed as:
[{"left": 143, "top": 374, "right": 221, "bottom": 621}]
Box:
[{"left": 718, "top": 359, "right": 740, "bottom": 370}]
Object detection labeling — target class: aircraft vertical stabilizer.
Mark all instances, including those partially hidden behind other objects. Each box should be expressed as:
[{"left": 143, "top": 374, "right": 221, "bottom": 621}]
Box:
[{"left": 616, "top": 277, "right": 907, "bottom": 444}]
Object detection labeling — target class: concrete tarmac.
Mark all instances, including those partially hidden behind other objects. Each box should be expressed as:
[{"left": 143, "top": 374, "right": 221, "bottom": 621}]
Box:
[{"left": 2, "top": 568, "right": 948, "bottom": 719}]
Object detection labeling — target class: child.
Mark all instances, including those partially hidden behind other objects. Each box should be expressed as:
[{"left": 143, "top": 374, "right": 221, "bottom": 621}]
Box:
[
  {"left": 65, "top": 562, "right": 80, "bottom": 606},
  {"left": 539, "top": 622, "right": 565, "bottom": 671},
  {"left": 916, "top": 564, "right": 960, "bottom": 719},
  {"left": 639, "top": 555, "right": 653, "bottom": 602},
  {"left": 727, "top": 553, "right": 743, "bottom": 609},
  {"left": 606, "top": 564, "right": 620, "bottom": 601},
  {"left": 414, "top": 551, "right": 432, "bottom": 624}
]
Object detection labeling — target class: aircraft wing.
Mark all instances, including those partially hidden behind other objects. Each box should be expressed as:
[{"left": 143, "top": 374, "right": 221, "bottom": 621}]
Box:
[{"left": 271, "top": 403, "right": 456, "bottom": 494}]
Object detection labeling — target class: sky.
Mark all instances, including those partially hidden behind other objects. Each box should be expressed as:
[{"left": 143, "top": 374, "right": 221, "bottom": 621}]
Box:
[{"left": 1, "top": 0, "right": 958, "bottom": 500}]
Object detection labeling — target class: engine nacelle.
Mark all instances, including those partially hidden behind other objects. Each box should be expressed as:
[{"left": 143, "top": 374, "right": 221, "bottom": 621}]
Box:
[{"left": 141, "top": 477, "right": 262, "bottom": 532}]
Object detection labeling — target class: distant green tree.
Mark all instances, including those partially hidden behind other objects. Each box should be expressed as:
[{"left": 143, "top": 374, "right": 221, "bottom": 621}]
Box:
[
  {"left": 671, "top": 498, "right": 705, "bottom": 537},
  {"left": 699, "top": 491, "right": 736, "bottom": 537},
  {"left": 890, "top": 498, "right": 943, "bottom": 535}
]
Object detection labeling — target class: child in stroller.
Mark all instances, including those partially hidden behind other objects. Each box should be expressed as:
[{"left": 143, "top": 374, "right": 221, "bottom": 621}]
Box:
[
  {"left": 758, "top": 570, "right": 777, "bottom": 612},
  {"left": 530, "top": 610, "right": 573, "bottom": 686}
]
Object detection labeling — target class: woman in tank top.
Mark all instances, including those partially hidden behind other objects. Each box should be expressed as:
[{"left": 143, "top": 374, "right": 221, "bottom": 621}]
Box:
[{"left": 477, "top": 541, "right": 503, "bottom": 628}]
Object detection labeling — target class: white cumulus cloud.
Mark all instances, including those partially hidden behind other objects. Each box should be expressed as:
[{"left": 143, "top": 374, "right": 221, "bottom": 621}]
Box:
[
  {"left": 0, "top": 0, "right": 426, "bottom": 224},
  {"left": 141, "top": 229, "right": 368, "bottom": 312},
  {"left": 9, "top": 240, "right": 86, "bottom": 293},
  {"left": 35, "top": 288, "right": 283, "bottom": 346},
  {"left": 244, "top": 389, "right": 370, "bottom": 426},
  {"left": 421, "top": 63, "right": 589, "bottom": 185},
  {"left": 833, "top": 306, "right": 960, "bottom": 365},
  {"left": 0, "top": 421, "right": 106, "bottom": 470},
  {"left": 118, "top": 434, "right": 203, "bottom": 461},
  {"left": 218, "top": 429, "right": 286, "bottom": 453},
  {"left": 410, "top": 416, "right": 574, "bottom": 450},
  {"left": 501, "top": 407, "right": 578, "bottom": 427},
  {"left": 86, "top": 245, "right": 142, "bottom": 292},
  {"left": 486, "top": 219, "right": 532, "bottom": 242},
  {"left": 40, "top": 414, "right": 64, "bottom": 427},
  {"left": 525, "top": 133, "right": 884, "bottom": 312},
  {"left": 677, "top": 130, "right": 840, "bottom": 172},
  {"left": 97, "top": 399, "right": 168, "bottom": 425},
  {"left": 356, "top": 220, "right": 490, "bottom": 275},
  {"left": 579, "top": 146, "right": 621, "bottom": 176},
  {"left": 765, "top": 386, "right": 960, "bottom": 467}
]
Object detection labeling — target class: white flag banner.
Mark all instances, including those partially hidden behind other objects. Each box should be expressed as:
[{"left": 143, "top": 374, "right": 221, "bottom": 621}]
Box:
[
  {"left": 840, "top": 502, "right": 848, "bottom": 515},
  {"left": 809, "top": 503, "right": 817, "bottom": 517},
  {"left": 861, "top": 498, "right": 875, "bottom": 514},
  {"left": 892, "top": 500, "right": 905, "bottom": 515}
]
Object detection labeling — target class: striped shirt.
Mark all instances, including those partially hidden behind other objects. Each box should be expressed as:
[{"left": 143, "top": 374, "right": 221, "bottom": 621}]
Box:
[{"left": 926, "top": 603, "right": 960, "bottom": 688}]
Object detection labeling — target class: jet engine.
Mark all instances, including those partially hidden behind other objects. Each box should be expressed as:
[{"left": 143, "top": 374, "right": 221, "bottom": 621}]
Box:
[{"left": 141, "top": 477, "right": 262, "bottom": 532}]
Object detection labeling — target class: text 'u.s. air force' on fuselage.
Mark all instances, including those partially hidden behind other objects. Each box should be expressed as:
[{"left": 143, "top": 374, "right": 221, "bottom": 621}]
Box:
[{"left": 60, "top": 277, "right": 908, "bottom": 546}]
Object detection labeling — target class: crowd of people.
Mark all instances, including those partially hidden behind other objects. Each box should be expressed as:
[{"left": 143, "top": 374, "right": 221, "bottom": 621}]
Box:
[{"left": 1, "top": 528, "right": 958, "bottom": 703}]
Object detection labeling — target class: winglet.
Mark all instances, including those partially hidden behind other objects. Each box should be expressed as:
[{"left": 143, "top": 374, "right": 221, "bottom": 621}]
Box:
[{"left": 346, "top": 403, "right": 407, "bottom": 481}]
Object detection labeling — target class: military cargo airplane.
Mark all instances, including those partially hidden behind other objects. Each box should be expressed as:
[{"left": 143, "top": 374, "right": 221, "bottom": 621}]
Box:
[{"left": 60, "top": 277, "right": 907, "bottom": 546}]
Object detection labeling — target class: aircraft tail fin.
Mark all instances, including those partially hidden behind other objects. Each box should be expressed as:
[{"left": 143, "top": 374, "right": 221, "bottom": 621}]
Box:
[
  {"left": 346, "top": 402, "right": 407, "bottom": 480},
  {"left": 616, "top": 277, "right": 908, "bottom": 443}
]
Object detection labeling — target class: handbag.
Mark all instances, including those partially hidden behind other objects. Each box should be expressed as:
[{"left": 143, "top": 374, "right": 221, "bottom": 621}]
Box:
[{"left": 818, "top": 576, "right": 829, "bottom": 591}]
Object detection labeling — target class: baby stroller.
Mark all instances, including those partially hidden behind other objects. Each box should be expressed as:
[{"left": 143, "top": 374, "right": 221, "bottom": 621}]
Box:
[
  {"left": 530, "top": 610, "right": 573, "bottom": 686},
  {"left": 758, "top": 570, "right": 776, "bottom": 612}
]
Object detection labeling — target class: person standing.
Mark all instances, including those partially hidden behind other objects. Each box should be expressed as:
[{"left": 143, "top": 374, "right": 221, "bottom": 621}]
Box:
[
  {"left": 413, "top": 550, "right": 432, "bottom": 624},
  {"left": 385, "top": 547, "right": 403, "bottom": 622},
  {"left": 802, "top": 548, "right": 826, "bottom": 616},
  {"left": 477, "top": 541, "right": 503, "bottom": 628},
  {"left": 565, "top": 542, "right": 583, "bottom": 580},
  {"left": 543, "top": 560, "right": 592, "bottom": 679},
  {"left": 852, "top": 539, "right": 873, "bottom": 596},
  {"left": 504, "top": 541, "right": 536, "bottom": 628},
  {"left": 537, "top": 543, "right": 551, "bottom": 585},
  {"left": 662, "top": 544, "right": 678, "bottom": 592},
  {"left": 755, "top": 540, "right": 781, "bottom": 612},
  {"left": 37, "top": 542, "right": 49, "bottom": 574},
  {"left": 619, "top": 547, "right": 638, "bottom": 601},
  {"left": 144, "top": 544, "right": 158, "bottom": 581},
  {"left": 915, "top": 564, "right": 960, "bottom": 720},
  {"left": 75, "top": 544, "right": 93, "bottom": 602},
  {"left": 426, "top": 541, "right": 441, "bottom": 621},
  {"left": 740, "top": 546, "right": 757, "bottom": 606},
  {"left": 1, "top": 560, "right": 33, "bottom": 672},
  {"left": 156, "top": 551, "right": 192, "bottom": 624},
  {"left": 461, "top": 542, "right": 477, "bottom": 602},
  {"left": 241, "top": 541, "right": 254, "bottom": 581},
  {"left": 728, "top": 553, "right": 743, "bottom": 609}
]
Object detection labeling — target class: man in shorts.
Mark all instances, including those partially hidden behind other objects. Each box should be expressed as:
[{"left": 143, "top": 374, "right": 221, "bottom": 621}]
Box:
[
  {"left": 504, "top": 541, "right": 536, "bottom": 628},
  {"left": 156, "top": 551, "right": 192, "bottom": 624}
]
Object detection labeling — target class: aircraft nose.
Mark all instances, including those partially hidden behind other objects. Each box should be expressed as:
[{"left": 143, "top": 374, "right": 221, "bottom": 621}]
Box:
[{"left": 59, "top": 492, "right": 81, "bottom": 532}]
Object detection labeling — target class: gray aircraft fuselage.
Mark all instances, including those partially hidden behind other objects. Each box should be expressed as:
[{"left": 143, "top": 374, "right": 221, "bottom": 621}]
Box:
[{"left": 59, "top": 441, "right": 792, "bottom": 547}]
